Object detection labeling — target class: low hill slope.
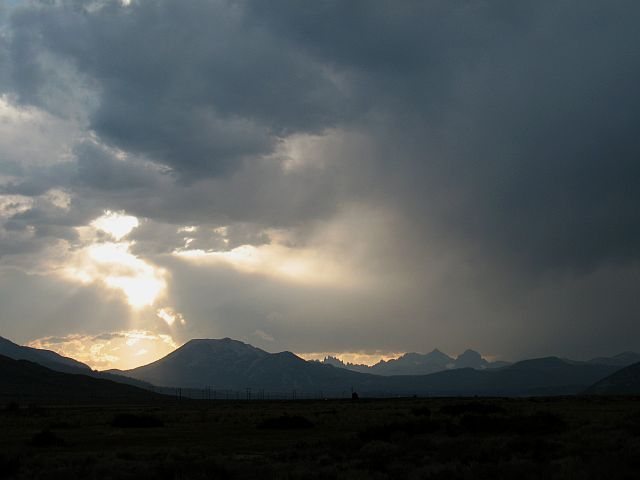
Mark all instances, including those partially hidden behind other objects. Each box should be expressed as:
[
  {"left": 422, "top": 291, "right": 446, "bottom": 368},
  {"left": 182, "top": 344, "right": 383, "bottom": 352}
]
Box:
[
  {"left": 0, "top": 354, "right": 166, "bottom": 404},
  {"left": 0, "top": 335, "right": 155, "bottom": 390},
  {"left": 0, "top": 336, "right": 91, "bottom": 373},
  {"left": 585, "top": 361, "right": 640, "bottom": 395},
  {"left": 587, "top": 352, "right": 640, "bottom": 367}
]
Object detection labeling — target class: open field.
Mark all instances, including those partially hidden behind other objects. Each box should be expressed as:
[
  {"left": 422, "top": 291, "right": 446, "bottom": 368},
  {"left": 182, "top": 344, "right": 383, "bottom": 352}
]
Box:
[{"left": 1, "top": 396, "right": 640, "bottom": 479}]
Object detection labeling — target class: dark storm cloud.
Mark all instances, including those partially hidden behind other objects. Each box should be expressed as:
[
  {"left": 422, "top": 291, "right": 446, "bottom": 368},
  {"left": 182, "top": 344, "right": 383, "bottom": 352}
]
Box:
[
  {"left": 5, "top": 0, "right": 636, "bottom": 271},
  {"left": 245, "top": 0, "right": 640, "bottom": 272},
  {"left": 72, "top": 140, "right": 170, "bottom": 194},
  {"left": 6, "top": 0, "right": 353, "bottom": 177}
]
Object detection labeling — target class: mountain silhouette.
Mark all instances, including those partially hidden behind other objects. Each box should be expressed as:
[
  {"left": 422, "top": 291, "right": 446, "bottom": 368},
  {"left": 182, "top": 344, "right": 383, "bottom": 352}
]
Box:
[
  {"left": 0, "top": 336, "right": 91, "bottom": 374},
  {"left": 368, "top": 349, "right": 454, "bottom": 375},
  {"left": 0, "top": 354, "right": 165, "bottom": 404},
  {"left": 113, "top": 338, "right": 619, "bottom": 396},
  {"left": 454, "top": 349, "right": 488, "bottom": 369},
  {"left": 587, "top": 352, "right": 640, "bottom": 367},
  {"left": 0, "top": 336, "right": 153, "bottom": 390},
  {"left": 115, "top": 338, "right": 373, "bottom": 394},
  {"left": 321, "top": 348, "right": 509, "bottom": 375},
  {"left": 584, "top": 361, "right": 640, "bottom": 395},
  {"left": 0, "top": 335, "right": 628, "bottom": 397},
  {"left": 371, "top": 357, "right": 620, "bottom": 396}
]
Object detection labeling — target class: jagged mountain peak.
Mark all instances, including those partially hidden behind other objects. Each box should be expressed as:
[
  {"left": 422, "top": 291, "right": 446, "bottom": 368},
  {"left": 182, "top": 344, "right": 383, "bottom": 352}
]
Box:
[
  {"left": 322, "top": 355, "right": 346, "bottom": 367},
  {"left": 426, "top": 348, "right": 454, "bottom": 361}
]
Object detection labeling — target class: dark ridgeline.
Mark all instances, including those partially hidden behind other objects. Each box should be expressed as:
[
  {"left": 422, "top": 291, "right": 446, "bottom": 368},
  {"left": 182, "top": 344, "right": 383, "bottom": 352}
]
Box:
[
  {"left": 584, "top": 361, "right": 640, "bottom": 395},
  {"left": 0, "top": 336, "right": 91, "bottom": 374},
  {"left": 0, "top": 354, "right": 165, "bottom": 404},
  {"left": 0, "top": 336, "right": 153, "bottom": 390},
  {"left": 586, "top": 352, "right": 640, "bottom": 367}
]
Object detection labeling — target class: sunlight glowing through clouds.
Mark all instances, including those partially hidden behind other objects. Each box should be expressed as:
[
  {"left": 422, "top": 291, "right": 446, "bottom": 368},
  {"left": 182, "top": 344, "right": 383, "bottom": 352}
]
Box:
[
  {"left": 174, "top": 243, "right": 357, "bottom": 287},
  {"left": 157, "top": 307, "right": 186, "bottom": 327},
  {"left": 91, "top": 210, "right": 139, "bottom": 241},
  {"left": 65, "top": 211, "right": 167, "bottom": 309},
  {"left": 67, "top": 241, "right": 166, "bottom": 308},
  {"left": 28, "top": 330, "right": 179, "bottom": 370}
]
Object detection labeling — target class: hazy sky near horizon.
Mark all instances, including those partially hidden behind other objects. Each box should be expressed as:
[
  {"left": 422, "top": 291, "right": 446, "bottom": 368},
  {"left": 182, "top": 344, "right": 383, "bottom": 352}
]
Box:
[{"left": 1, "top": 0, "right": 639, "bottom": 369}]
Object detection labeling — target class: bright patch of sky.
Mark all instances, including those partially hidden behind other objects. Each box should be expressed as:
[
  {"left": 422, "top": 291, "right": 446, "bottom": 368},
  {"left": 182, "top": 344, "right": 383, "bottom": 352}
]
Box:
[
  {"left": 91, "top": 211, "right": 139, "bottom": 241},
  {"left": 66, "top": 211, "right": 167, "bottom": 309},
  {"left": 157, "top": 307, "right": 186, "bottom": 327},
  {"left": 28, "top": 330, "right": 179, "bottom": 370},
  {"left": 298, "top": 351, "right": 405, "bottom": 366}
]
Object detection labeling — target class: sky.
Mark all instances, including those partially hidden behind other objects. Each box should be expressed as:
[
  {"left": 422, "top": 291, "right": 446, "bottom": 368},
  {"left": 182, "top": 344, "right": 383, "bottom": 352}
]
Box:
[{"left": 0, "top": 0, "right": 639, "bottom": 370}]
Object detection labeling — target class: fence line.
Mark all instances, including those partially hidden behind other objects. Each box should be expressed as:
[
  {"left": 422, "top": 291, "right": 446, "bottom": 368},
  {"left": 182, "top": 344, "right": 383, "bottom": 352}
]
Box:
[{"left": 149, "top": 385, "right": 412, "bottom": 401}]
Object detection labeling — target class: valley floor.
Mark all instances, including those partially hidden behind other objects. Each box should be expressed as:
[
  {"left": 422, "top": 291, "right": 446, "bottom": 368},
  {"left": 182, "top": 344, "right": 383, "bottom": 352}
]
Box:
[{"left": 1, "top": 396, "right": 639, "bottom": 479}]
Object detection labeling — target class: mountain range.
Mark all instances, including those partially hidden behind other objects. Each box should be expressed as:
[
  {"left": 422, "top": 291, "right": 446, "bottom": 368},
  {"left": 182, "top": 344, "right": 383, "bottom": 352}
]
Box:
[
  {"left": 111, "top": 338, "right": 630, "bottom": 397},
  {"left": 320, "top": 348, "right": 510, "bottom": 376},
  {"left": 2, "top": 335, "right": 639, "bottom": 399},
  {"left": 108, "top": 338, "right": 373, "bottom": 395}
]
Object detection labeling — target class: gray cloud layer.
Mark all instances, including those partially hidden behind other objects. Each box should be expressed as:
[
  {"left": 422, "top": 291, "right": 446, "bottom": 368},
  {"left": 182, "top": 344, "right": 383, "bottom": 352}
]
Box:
[{"left": 1, "top": 0, "right": 639, "bottom": 361}]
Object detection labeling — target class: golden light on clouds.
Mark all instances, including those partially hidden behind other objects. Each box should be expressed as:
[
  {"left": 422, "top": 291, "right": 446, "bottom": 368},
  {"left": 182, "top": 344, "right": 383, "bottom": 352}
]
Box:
[
  {"left": 157, "top": 307, "right": 186, "bottom": 327},
  {"left": 174, "top": 242, "right": 356, "bottom": 287},
  {"left": 66, "top": 241, "right": 167, "bottom": 308},
  {"left": 172, "top": 206, "right": 397, "bottom": 291},
  {"left": 65, "top": 211, "right": 168, "bottom": 309},
  {"left": 28, "top": 330, "right": 179, "bottom": 370},
  {"left": 298, "top": 351, "right": 405, "bottom": 366}
]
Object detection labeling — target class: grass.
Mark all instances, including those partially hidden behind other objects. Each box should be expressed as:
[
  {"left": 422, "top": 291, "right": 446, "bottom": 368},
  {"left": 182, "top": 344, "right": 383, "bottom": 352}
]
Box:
[{"left": 0, "top": 396, "right": 639, "bottom": 479}]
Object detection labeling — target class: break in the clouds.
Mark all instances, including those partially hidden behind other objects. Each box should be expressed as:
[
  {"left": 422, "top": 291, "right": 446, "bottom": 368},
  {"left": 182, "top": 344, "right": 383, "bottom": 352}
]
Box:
[{"left": 0, "top": 0, "right": 639, "bottom": 368}]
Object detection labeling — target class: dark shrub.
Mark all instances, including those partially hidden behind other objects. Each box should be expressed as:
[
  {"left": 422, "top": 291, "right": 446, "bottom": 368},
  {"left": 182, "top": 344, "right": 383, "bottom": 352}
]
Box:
[
  {"left": 621, "top": 412, "right": 640, "bottom": 436},
  {"left": 258, "top": 415, "right": 314, "bottom": 430},
  {"left": 440, "top": 402, "right": 506, "bottom": 416},
  {"left": 411, "top": 406, "right": 432, "bottom": 417},
  {"left": 111, "top": 413, "right": 164, "bottom": 428},
  {"left": 29, "top": 430, "right": 65, "bottom": 447},
  {"left": 26, "top": 405, "right": 47, "bottom": 417},
  {"left": 48, "top": 421, "right": 73, "bottom": 429},
  {"left": 506, "top": 436, "right": 561, "bottom": 461},
  {"left": 358, "top": 420, "right": 439, "bottom": 442},
  {"left": 0, "top": 453, "right": 20, "bottom": 477},
  {"left": 460, "top": 411, "right": 565, "bottom": 435},
  {"left": 511, "top": 412, "right": 566, "bottom": 435}
]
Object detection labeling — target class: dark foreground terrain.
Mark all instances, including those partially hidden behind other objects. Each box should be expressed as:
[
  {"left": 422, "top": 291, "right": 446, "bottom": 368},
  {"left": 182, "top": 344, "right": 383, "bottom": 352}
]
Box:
[{"left": 1, "top": 397, "right": 639, "bottom": 479}]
